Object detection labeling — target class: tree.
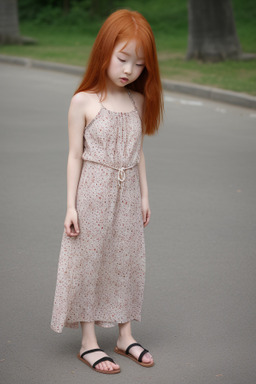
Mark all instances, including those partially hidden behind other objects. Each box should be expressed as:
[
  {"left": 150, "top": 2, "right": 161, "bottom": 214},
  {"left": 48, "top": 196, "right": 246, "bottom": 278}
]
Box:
[
  {"left": 0, "top": 0, "right": 21, "bottom": 44},
  {"left": 90, "top": 0, "right": 115, "bottom": 17},
  {"left": 186, "top": 0, "right": 241, "bottom": 62}
]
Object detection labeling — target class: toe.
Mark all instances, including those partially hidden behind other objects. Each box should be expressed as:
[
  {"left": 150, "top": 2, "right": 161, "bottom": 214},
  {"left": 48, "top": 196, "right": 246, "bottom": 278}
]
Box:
[
  {"left": 97, "top": 362, "right": 105, "bottom": 371},
  {"left": 101, "top": 361, "right": 109, "bottom": 371},
  {"left": 105, "top": 361, "right": 113, "bottom": 371},
  {"left": 142, "top": 352, "right": 153, "bottom": 363},
  {"left": 109, "top": 361, "right": 120, "bottom": 371}
]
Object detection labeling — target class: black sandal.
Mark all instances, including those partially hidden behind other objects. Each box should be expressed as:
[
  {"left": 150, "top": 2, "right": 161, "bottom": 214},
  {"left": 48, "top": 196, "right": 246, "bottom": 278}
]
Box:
[
  {"left": 77, "top": 348, "right": 121, "bottom": 374},
  {"left": 114, "top": 343, "right": 154, "bottom": 367}
]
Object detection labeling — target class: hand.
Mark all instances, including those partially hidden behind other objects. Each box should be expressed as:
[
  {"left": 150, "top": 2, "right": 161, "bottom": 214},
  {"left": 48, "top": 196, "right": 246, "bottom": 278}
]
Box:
[
  {"left": 141, "top": 197, "right": 151, "bottom": 227},
  {"left": 64, "top": 208, "right": 80, "bottom": 237}
]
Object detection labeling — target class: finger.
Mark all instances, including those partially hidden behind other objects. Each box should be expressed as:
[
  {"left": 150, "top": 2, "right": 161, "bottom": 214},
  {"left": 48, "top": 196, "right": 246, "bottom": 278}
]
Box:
[
  {"left": 73, "top": 220, "right": 80, "bottom": 234},
  {"left": 69, "top": 229, "right": 79, "bottom": 236},
  {"left": 144, "top": 213, "right": 150, "bottom": 227},
  {"left": 64, "top": 224, "right": 71, "bottom": 236},
  {"left": 65, "top": 223, "right": 77, "bottom": 237},
  {"left": 70, "top": 223, "right": 79, "bottom": 236}
]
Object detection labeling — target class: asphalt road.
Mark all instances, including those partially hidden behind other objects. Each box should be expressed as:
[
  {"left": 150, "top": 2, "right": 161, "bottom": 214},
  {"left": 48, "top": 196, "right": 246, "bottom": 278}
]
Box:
[{"left": 1, "top": 63, "right": 256, "bottom": 384}]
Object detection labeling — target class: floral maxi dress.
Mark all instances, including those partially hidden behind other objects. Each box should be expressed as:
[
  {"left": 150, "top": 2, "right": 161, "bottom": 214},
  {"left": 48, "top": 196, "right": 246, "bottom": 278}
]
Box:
[{"left": 51, "top": 90, "right": 146, "bottom": 333}]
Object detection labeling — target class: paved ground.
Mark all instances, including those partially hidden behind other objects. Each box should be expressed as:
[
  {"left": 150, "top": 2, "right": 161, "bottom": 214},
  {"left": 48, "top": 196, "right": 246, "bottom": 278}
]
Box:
[{"left": 1, "top": 63, "right": 256, "bottom": 384}]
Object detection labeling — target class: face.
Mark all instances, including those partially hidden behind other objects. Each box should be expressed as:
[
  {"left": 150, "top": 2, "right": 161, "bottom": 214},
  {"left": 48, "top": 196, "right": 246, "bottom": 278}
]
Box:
[{"left": 107, "top": 39, "right": 145, "bottom": 88}]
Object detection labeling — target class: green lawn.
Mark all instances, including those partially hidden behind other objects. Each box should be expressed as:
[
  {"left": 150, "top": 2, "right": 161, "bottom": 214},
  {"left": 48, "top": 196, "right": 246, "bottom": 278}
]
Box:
[{"left": 1, "top": 2, "right": 256, "bottom": 95}]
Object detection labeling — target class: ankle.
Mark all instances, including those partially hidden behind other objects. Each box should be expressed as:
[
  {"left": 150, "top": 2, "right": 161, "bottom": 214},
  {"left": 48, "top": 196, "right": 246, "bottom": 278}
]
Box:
[
  {"left": 118, "top": 332, "right": 133, "bottom": 340},
  {"left": 81, "top": 339, "right": 99, "bottom": 350},
  {"left": 118, "top": 321, "right": 132, "bottom": 338},
  {"left": 119, "top": 330, "right": 131, "bottom": 339},
  {"left": 80, "top": 322, "right": 98, "bottom": 349}
]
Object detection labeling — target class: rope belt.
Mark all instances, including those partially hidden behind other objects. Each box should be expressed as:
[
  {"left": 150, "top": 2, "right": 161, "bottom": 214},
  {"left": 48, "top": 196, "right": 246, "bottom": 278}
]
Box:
[{"left": 86, "top": 159, "right": 138, "bottom": 189}]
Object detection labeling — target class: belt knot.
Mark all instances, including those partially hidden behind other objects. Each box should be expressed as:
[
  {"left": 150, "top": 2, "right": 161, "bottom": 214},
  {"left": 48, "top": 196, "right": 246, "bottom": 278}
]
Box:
[{"left": 118, "top": 167, "right": 126, "bottom": 189}]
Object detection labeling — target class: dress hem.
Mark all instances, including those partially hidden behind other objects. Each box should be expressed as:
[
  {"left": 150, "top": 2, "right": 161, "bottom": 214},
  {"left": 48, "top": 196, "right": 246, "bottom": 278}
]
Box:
[{"left": 50, "top": 315, "right": 141, "bottom": 334}]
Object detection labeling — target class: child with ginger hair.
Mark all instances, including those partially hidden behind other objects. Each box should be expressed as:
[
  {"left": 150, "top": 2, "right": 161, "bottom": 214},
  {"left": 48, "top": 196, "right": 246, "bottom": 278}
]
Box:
[{"left": 51, "top": 9, "right": 163, "bottom": 374}]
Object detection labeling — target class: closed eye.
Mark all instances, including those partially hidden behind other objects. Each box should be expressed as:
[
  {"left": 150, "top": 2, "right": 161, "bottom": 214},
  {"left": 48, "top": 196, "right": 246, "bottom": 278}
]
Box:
[
  {"left": 118, "top": 58, "right": 126, "bottom": 62},
  {"left": 136, "top": 63, "right": 145, "bottom": 67}
]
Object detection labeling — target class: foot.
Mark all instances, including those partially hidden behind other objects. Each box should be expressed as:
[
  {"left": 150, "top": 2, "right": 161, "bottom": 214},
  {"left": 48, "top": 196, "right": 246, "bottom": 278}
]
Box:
[
  {"left": 116, "top": 335, "right": 153, "bottom": 365},
  {"left": 79, "top": 344, "right": 120, "bottom": 372}
]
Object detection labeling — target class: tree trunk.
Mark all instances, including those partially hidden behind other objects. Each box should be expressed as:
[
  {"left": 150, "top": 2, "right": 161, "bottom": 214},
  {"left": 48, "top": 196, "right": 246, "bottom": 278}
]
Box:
[
  {"left": 187, "top": 0, "right": 241, "bottom": 62},
  {"left": 0, "top": 0, "right": 21, "bottom": 44},
  {"left": 63, "top": 0, "right": 70, "bottom": 14}
]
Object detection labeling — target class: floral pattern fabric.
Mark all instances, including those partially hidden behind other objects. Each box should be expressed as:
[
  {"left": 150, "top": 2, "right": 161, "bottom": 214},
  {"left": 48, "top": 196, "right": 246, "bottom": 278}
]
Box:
[{"left": 51, "top": 91, "right": 146, "bottom": 333}]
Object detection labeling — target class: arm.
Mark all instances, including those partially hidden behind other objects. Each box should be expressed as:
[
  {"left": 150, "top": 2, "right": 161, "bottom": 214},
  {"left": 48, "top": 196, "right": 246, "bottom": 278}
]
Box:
[
  {"left": 64, "top": 94, "right": 86, "bottom": 237},
  {"left": 138, "top": 134, "right": 151, "bottom": 227}
]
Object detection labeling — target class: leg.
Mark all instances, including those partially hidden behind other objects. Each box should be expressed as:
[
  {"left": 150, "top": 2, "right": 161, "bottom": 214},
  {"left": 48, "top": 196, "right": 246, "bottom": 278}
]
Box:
[
  {"left": 79, "top": 321, "right": 120, "bottom": 372},
  {"left": 116, "top": 321, "right": 154, "bottom": 364}
]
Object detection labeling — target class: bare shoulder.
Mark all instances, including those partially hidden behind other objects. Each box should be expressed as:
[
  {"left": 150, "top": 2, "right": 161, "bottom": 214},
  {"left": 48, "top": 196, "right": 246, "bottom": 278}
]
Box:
[
  {"left": 129, "top": 90, "right": 144, "bottom": 115},
  {"left": 70, "top": 91, "right": 96, "bottom": 110},
  {"left": 69, "top": 91, "right": 100, "bottom": 126}
]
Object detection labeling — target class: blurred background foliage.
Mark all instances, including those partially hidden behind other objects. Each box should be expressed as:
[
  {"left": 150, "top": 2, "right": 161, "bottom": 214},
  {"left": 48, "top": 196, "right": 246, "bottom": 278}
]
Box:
[
  {"left": 18, "top": 0, "right": 183, "bottom": 24},
  {"left": 1, "top": 0, "right": 255, "bottom": 94},
  {"left": 17, "top": 0, "right": 256, "bottom": 54},
  {"left": 17, "top": 0, "right": 255, "bottom": 35},
  {"left": 18, "top": 0, "right": 188, "bottom": 36}
]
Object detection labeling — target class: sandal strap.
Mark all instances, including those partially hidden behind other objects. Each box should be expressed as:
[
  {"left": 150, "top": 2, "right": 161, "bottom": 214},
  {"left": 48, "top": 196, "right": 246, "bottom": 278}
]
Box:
[
  {"left": 80, "top": 348, "right": 104, "bottom": 358},
  {"left": 125, "top": 343, "right": 149, "bottom": 363},
  {"left": 92, "top": 356, "right": 115, "bottom": 369},
  {"left": 138, "top": 348, "right": 149, "bottom": 362},
  {"left": 125, "top": 342, "right": 143, "bottom": 355}
]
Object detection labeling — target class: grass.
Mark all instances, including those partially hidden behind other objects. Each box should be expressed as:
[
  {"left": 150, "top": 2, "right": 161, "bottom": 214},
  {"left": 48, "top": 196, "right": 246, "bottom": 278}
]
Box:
[
  {"left": 0, "top": 23, "right": 95, "bottom": 66},
  {"left": 1, "top": 0, "right": 256, "bottom": 95},
  {"left": 159, "top": 54, "right": 256, "bottom": 95}
]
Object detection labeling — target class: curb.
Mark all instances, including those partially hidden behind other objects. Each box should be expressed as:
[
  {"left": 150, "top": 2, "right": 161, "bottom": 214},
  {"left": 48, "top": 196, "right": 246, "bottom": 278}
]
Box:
[
  {"left": 0, "top": 54, "right": 84, "bottom": 76},
  {"left": 162, "top": 79, "right": 256, "bottom": 110},
  {"left": 1, "top": 54, "right": 255, "bottom": 109}
]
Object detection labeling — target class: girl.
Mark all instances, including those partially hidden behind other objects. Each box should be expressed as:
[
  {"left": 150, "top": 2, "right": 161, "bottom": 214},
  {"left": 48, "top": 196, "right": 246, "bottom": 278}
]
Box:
[{"left": 51, "top": 9, "right": 163, "bottom": 374}]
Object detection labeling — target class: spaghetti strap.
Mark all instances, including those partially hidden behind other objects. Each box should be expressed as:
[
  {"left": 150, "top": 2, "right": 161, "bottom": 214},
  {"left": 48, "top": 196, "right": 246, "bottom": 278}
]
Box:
[
  {"left": 127, "top": 89, "right": 138, "bottom": 112},
  {"left": 97, "top": 90, "right": 138, "bottom": 114}
]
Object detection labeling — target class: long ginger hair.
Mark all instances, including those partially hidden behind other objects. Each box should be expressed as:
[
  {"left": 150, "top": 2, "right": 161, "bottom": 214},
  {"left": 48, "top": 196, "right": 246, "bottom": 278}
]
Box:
[{"left": 75, "top": 9, "right": 163, "bottom": 135}]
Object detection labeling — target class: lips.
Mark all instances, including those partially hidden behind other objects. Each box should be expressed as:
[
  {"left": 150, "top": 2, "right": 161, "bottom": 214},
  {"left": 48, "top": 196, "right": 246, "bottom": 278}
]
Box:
[{"left": 120, "top": 77, "right": 129, "bottom": 83}]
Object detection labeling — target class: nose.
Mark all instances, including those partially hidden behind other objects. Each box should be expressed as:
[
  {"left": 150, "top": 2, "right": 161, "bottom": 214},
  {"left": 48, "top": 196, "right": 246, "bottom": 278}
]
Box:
[{"left": 124, "top": 63, "right": 132, "bottom": 75}]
